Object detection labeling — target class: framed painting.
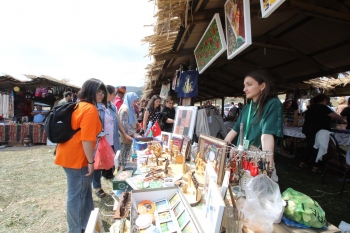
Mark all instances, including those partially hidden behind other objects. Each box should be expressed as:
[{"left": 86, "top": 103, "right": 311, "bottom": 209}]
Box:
[
  {"left": 203, "top": 161, "right": 218, "bottom": 199},
  {"left": 221, "top": 171, "right": 231, "bottom": 198},
  {"left": 172, "top": 134, "right": 184, "bottom": 152},
  {"left": 260, "top": 0, "right": 286, "bottom": 18},
  {"left": 224, "top": 0, "right": 252, "bottom": 60},
  {"left": 205, "top": 180, "right": 225, "bottom": 233},
  {"left": 180, "top": 135, "right": 191, "bottom": 160},
  {"left": 198, "top": 134, "right": 228, "bottom": 185},
  {"left": 173, "top": 106, "right": 197, "bottom": 139},
  {"left": 194, "top": 13, "right": 227, "bottom": 74},
  {"left": 161, "top": 132, "right": 172, "bottom": 149}
]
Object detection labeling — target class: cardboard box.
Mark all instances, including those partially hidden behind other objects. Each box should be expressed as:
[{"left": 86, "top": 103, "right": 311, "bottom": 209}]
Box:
[
  {"left": 133, "top": 137, "right": 162, "bottom": 150},
  {"left": 130, "top": 187, "right": 204, "bottom": 233},
  {"left": 112, "top": 170, "right": 134, "bottom": 191}
]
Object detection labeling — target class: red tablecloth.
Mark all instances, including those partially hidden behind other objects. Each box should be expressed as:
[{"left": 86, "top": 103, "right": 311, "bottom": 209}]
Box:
[{"left": 0, "top": 123, "right": 47, "bottom": 144}]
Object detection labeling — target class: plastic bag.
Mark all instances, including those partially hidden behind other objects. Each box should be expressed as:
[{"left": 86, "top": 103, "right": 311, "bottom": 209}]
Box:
[
  {"left": 282, "top": 188, "right": 326, "bottom": 228},
  {"left": 94, "top": 137, "right": 115, "bottom": 170},
  {"left": 241, "top": 174, "right": 284, "bottom": 233}
]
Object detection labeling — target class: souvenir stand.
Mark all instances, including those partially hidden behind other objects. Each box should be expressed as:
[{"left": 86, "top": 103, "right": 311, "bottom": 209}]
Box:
[{"left": 0, "top": 74, "right": 79, "bottom": 145}]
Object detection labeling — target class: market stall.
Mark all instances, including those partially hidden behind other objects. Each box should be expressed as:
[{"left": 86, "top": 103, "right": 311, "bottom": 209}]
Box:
[
  {"left": 0, "top": 122, "right": 46, "bottom": 144},
  {"left": 0, "top": 73, "right": 79, "bottom": 145},
  {"left": 90, "top": 129, "right": 341, "bottom": 233}
]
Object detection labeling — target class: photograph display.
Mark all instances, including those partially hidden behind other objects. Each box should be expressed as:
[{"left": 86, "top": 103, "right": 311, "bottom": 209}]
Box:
[
  {"left": 224, "top": 0, "right": 252, "bottom": 59},
  {"left": 194, "top": 13, "right": 227, "bottom": 74},
  {"left": 173, "top": 106, "right": 197, "bottom": 139},
  {"left": 198, "top": 134, "right": 228, "bottom": 185},
  {"left": 260, "top": 0, "right": 286, "bottom": 18}
]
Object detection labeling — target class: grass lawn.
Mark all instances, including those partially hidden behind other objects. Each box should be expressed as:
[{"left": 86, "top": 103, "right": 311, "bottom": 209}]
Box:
[
  {"left": 0, "top": 146, "right": 115, "bottom": 233},
  {"left": 0, "top": 145, "right": 349, "bottom": 232}
]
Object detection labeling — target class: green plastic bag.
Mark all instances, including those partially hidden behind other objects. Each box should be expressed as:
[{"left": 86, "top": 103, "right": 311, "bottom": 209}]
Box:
[{"left": 282, "top": 188, "right": 326, "bottom": 228}]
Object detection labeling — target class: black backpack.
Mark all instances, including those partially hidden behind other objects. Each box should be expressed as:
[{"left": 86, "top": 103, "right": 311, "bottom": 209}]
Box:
[{"left": 44, "top": 103, "right": 81, "bottom": 143}]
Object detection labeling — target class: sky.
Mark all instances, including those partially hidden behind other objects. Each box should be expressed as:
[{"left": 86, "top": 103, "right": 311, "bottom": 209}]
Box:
[{"left": 0, "top": 0, "right": 156, "bottom": 87}]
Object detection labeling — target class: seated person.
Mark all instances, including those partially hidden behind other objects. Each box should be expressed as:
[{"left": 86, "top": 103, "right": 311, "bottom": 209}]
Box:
[
  {"left": 341, "top": 99, "right": 350, "bottom": 130},
  {"left": 301, "top": 94, "right": 345, "bottom": 172},
  {"left": 31, "top": 105, "right": 48, "bottom": 123}
]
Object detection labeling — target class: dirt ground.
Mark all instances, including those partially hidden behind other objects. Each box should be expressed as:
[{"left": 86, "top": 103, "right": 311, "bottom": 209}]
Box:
[{"left": 0, "top": 145, "right": 349, "bottom": 232}]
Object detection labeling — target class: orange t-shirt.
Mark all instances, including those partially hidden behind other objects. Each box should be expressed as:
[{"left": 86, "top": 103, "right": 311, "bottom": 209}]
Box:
[{"left": 55, "top": 102, "right": 102, "bottom": 169}]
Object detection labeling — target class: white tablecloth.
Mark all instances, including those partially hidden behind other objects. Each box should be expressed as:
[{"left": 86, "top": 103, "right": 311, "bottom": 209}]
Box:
[{"left": 283, "top": 127, "right": 350, "bottom": 146}]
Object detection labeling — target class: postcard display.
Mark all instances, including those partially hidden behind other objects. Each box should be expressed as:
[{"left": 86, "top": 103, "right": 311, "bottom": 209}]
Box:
[{"left": 131, "top": 187, "right": 203, "bottom": 233}]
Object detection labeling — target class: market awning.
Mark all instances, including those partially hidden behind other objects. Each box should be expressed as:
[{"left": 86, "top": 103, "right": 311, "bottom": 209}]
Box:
[
  {"left": 0, "top": 73, "right": 80, "bottom": 92},
  {"left": 142, "top": 0, "right": 350, "bottom": 100}
]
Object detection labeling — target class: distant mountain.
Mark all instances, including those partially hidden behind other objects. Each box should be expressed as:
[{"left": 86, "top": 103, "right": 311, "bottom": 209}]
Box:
[{"left": 126, "top": 86, "right": 143, "bottom": 98}]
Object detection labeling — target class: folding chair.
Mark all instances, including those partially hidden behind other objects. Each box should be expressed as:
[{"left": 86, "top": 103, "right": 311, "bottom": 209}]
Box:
[{"left": 322, "top": 134, "right": 350, "bottom": 196}]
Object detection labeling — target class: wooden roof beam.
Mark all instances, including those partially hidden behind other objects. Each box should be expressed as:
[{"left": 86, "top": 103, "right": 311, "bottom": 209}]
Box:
[
  {"left": 284, "top": 64, "right": 350, "bottom": 84},
  {"left": 148, "top": 65, "right": 180, "bottom": 76},
  {"left": 266, "top": 36, "right": 329, "bottom": 72},
  {"left": 204, "top": 73, "right": 242, "bottom": 93},
  {"left": 154, "top": 48, "right": 194, "bottom": 62},
  {"left": 290, "top": 0, "right": 350, "bottom": 22},
  {"left": 252, "top": 42, "right": 296, "bottom": 53},
  {"left": 199, "top": 82, "right": 226, "bottom": 98}
]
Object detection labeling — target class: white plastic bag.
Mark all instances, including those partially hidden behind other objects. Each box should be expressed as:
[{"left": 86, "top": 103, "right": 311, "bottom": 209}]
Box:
[{"left": 240, "top": 174, "right": 284, "bottom": 233}]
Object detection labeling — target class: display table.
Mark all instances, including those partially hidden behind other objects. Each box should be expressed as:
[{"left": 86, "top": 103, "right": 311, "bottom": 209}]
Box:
[
  {"left": 0, "top": 122, "right": 47, "bottom": 144},
  {"left": 273, "top": 222, "right": 340, "bottom": 233},
  {"left": 283, "top": 126, "right": 350, "bottom": 146}
]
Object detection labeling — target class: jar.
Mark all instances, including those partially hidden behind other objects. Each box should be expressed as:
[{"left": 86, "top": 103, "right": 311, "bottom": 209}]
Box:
[{"left": 23, "top": 135, "right": 32, "bottom": 147}]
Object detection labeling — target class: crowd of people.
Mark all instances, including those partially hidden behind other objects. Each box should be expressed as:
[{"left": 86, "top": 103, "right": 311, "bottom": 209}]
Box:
[
  {"left": 51, "top": 71, "right": 350, "bottom": 233},
  {"left": 52, "top": 79, "right": 178, "bottom": 233}
]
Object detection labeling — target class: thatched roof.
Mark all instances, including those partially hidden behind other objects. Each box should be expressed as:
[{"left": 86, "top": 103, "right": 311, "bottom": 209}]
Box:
[
  {"left": 142, "top": 0, "right": 350, "bottom": 100},
  {"left": 0, "top": 73, "right": 80, "bottom": 91}
]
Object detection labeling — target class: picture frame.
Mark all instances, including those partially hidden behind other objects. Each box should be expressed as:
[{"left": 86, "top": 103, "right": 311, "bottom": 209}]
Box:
[
  {"left": 205, "top": 180, "right": 225, "bottom": 233},
  {"left": 260, "top": 0, "right": 286, "bottom": 18},
  {"left": 173, "top": 106, "right": 197, "bottom": 139},
  {"left": 203, "top": 161, "right": 218, "bottom": 199},
  {"left": 85, "top": 208, "right": 105, "bottom": 233},
  {"left": 221, "top": 171, "right": 231, "bottom": 198},
  {"left": 155, "top": 199, "right": 169, "bottom": 212},
  {"left": 177, "top": 210, "right": 190, "bottom": 230},
  {"left": 161, "top": 132, "right": 172, "bottom": 149},
  {"left": 158, "top": 211, "right": 172, "bottom": 222},
  {"left": 172, "top": 201, "right": 185, "bottom": 217},
  {"left": 194, "top": 13, "right": 227, "bottom": 74},
  {"left": 160, "top": 220, "right": 176, "bottom": 232},
  {"left": 171, "top": 134, "right": 184, "bottom": 152},
  {"left": 169, "top": 192, "right": 180, "bottom": 208},
  {"left": 181, "top": 221, "right": 198, "bottom": 233},
  {"left": 180, "top": 135, "right": 191, "bottom": 160},
  {"left": 198, "top": 134, "right": 228, "bottom": 185},
  {"left": 224, "top": 0, "right": 252, "bottom": 60}
]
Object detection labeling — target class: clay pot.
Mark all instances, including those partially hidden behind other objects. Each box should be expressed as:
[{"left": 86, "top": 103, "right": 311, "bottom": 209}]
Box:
[{"left": 23, "top": 135, "right": 32, "bottom": 146}]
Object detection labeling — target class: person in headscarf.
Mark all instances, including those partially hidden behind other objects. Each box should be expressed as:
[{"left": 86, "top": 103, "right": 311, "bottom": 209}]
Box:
[{"left": 118, "top": 92, "right": 140, "bottom": 170}]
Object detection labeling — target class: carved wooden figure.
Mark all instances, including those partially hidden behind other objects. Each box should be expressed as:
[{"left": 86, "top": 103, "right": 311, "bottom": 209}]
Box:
[
  {"left": 182, "top": 183, "right": 188, "bottom": 193},
  {"left": 188, "top": 171, "right": 192, "bottom": 188},
  {"left": 182, "top": 160, "right": 187, "bottom": 174}
]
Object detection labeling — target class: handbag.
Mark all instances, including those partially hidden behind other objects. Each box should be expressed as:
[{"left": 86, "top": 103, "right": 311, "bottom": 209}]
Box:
[{"left": 94, "top": 136, "right": 115, "bottom": 170}]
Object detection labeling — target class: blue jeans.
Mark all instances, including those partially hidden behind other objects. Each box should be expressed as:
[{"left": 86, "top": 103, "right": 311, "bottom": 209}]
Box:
[
  {"left": 64, "top": 166, "right": 94, "bottom": 233},
  {"left": 92, "top": 169, "right": 102, "bottom": 189}
]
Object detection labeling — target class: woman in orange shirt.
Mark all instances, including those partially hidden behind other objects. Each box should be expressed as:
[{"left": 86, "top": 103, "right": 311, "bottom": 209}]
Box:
[{"left": 55, "top": 78, "right": 104, "bottom": 233}]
